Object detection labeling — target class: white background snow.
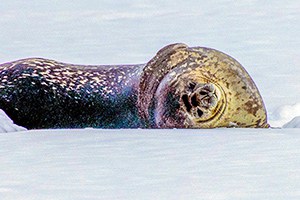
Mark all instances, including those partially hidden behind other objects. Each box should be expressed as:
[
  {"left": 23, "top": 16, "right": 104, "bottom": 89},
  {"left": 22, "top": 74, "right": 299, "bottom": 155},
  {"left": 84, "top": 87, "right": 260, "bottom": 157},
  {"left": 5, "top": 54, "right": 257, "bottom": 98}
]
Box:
[{"left": 0, "top": 0, "right": 299, "bottom": 199}]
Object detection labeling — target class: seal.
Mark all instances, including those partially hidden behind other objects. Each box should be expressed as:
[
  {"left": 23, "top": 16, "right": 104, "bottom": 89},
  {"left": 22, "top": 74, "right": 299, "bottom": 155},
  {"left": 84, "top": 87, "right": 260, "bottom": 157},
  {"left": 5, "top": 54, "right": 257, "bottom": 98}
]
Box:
[{"left": 0, "top": 43, "right": 269, "bottom": 129}]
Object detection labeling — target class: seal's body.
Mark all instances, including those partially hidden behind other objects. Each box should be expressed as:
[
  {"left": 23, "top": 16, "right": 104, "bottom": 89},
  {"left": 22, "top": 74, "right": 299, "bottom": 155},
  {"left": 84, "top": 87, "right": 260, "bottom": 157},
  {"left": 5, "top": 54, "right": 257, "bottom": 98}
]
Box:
[
  {"left": 0, "top": 44, "right": 269, "bottom": 129},
  {"left": 0, "top": 58, "right": 144, "bottom": 128}
]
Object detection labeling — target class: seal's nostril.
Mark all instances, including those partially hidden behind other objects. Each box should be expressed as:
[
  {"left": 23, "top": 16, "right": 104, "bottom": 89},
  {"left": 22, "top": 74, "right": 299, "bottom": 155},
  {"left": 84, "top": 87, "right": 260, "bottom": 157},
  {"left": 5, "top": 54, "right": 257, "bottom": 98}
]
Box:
[
  {"left": 191, "top": 94, "right": 199, "bottom": 107},
  {"left": 200, "top": 91, "right": 207, "bottom": 96}
]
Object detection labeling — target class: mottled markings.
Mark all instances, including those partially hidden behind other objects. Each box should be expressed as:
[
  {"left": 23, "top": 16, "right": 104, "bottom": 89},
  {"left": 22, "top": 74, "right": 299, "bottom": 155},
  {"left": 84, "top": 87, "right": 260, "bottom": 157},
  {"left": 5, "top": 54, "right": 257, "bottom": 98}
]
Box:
[{"left": 0, "top": 58, "right": 143, "bottom": 100}]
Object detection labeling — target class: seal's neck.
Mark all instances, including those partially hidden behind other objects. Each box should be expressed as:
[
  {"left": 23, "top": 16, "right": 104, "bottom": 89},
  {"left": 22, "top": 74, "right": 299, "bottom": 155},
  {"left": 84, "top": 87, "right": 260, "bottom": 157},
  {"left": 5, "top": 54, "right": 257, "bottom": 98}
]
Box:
[{"left": 94, "top": 64, "right": 144, "bottom": 99}]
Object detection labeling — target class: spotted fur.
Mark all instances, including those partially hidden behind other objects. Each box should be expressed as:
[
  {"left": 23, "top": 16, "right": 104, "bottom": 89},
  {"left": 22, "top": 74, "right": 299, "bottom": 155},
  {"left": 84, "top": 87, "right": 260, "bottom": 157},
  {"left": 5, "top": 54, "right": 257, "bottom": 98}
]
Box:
[{"left": 0, "top": 58, "right": 144, "bottom": 128}]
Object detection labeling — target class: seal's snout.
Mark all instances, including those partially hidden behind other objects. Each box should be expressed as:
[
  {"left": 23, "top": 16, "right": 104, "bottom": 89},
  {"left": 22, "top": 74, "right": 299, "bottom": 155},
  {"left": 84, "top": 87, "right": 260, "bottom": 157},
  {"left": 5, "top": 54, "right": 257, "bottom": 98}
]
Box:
[
  {"left": 191, "top": 83, "right": 218, "bottom": 110},
  {"left": 180, "top": 82, "right": 221, "bottom": 122}
]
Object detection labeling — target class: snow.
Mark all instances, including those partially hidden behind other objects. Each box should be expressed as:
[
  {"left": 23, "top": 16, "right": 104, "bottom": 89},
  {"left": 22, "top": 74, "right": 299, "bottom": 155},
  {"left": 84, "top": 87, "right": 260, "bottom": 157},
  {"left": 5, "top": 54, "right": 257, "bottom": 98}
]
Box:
[
  {"left": 283, "top": 116, "right": 300, "bottom": 128},
  {"left": 0, "top": 109, "right": 27, "bottom": 133},
  {"left": 0, "top": 0, "right": 300, "bottom": 199},
  {"left": 270, "top": 103, "right": 300, "bottom": 128},
  {"left": 0, "top": 129, "right": 300, "bottom": 200}
]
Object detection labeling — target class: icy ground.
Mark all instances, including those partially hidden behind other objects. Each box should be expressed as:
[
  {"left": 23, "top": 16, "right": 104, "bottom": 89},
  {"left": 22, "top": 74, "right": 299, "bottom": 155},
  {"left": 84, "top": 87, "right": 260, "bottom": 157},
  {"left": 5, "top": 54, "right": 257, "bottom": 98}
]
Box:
[
  {"left": 283, "top": 116, "right": 300, "bottom": 128},
  {"left": 1, "top": 129, "right": 300, "bottom": 200}
]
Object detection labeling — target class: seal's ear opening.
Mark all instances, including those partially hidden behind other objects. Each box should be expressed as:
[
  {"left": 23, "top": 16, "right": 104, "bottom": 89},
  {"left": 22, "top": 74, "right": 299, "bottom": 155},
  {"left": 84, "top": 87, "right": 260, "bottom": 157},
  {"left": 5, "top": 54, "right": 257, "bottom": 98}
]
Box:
[{"left": 138, "top": 43, "right": 189, "bottom": 127}]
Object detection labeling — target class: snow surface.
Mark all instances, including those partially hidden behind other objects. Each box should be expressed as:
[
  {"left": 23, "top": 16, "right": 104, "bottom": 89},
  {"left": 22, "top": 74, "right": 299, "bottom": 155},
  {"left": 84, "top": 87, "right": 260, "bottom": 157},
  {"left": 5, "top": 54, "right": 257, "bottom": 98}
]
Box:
[
  {"left": 283, "top": 116, "right": 300, "bottom": 128},
  {"left": 0, "top": 109, "right": 27, "bottom": 133},
  {"left": 0, "top": 128, "right": 300, "bottom": 200}
]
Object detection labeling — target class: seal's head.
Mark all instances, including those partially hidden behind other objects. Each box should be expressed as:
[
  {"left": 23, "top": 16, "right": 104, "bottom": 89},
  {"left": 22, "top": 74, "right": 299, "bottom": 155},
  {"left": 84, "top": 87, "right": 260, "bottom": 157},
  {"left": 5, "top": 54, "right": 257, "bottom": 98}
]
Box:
[{"left": 138, "top": 43, "right": 269, "bottom": 128}]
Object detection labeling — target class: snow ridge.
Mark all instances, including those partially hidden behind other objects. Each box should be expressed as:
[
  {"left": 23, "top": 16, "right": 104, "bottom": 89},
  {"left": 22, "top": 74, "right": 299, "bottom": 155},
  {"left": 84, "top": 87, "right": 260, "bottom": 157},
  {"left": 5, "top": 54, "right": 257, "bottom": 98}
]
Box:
[
  {"left": 270, "top": 103, "right": 300, "bottom": 127},
  {"left": 0, "top": 109, "right": 27, "bottom": 133},
  {"left": 283, "top": 116, "right": 300, "bottom": 128}
]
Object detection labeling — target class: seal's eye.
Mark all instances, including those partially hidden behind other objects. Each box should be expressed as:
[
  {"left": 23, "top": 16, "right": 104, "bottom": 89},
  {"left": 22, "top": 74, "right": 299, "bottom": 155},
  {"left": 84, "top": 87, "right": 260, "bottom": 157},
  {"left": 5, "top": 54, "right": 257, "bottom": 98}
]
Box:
[
  {"left": 199, "top": 91, "right": 207, "bottom": 96},
  {"left": 182, "top": 94, "right": 192, "bottom": 112},
  {"left": 191, "top": 94, "right": 199, "bottom": 107},
  {"left": 197, "top": 109, "right": 203, "bottom": 117},
  {"left": 188, "top": 82, "right": 196, "bottom": 90}
]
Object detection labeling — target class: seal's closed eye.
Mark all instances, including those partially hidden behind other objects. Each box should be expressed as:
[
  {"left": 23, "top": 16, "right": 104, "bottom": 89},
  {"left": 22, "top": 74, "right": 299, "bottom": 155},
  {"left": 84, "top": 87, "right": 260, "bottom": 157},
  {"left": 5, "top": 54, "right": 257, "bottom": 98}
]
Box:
[
  {"left": 188, "top": 82, "right": 196, "bottom": 91},
  {"left": 191, "top": 94, "right": 199, "bottom": 107},
  {"left": 197, "top": 109, "right": 204, "bottom": 117},
  {"left": 181, "top": 94, "right": 192, "bottom": 112}
]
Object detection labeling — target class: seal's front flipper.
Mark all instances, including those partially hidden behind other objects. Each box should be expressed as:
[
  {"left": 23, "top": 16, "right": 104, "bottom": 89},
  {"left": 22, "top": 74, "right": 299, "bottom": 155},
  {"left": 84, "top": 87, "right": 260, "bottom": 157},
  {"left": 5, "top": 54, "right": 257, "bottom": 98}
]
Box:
[{"left": 0, "top": 109, "right": 27, "bottom": 133}]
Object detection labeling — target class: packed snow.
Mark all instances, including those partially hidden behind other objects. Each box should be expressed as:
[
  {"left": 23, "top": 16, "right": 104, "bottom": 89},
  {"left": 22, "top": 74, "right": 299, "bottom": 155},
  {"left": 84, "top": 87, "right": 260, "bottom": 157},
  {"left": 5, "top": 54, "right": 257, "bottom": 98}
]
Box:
[
  {"left": 0, "top": 109, "right": 27, "bottom": 133},
  {"left": 283, "top": 116, "right": 300, "bottom": 128},
  {"left": 0, "top": 0, "right": 300, "bottom": 199},
  {"left": 1, "top": 129, "right": 300, "bottom": 200},
  {"left": 270, "top": 103, "right": 300, "bottom": 128}
]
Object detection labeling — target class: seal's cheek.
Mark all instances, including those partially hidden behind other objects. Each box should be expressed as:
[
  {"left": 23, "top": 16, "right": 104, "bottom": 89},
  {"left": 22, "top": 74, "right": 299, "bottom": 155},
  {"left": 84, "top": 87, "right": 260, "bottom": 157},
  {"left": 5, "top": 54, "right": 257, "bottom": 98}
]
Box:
[
  {"left": 153, "top": 81, "right": 186, "bottom": 128},
  {"left": 153, "top": 69, "right": 228, "bottom": 128}
]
